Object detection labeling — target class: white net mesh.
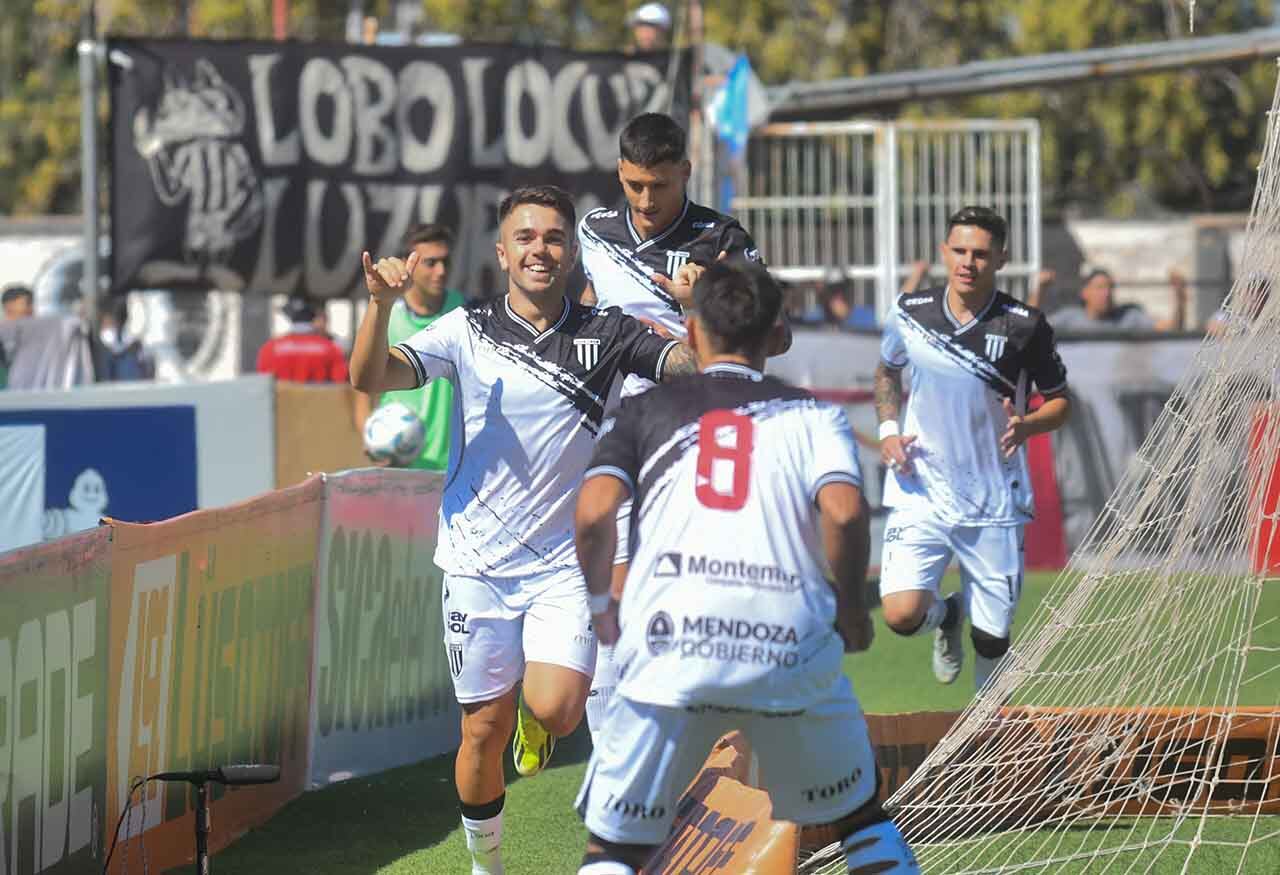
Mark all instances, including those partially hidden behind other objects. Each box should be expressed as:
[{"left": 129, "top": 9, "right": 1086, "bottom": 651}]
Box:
[{"left": 801, "top": 67, "right": 1280, "bottom": 875}]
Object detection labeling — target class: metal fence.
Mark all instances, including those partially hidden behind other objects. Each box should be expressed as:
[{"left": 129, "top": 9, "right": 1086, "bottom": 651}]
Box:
[{"left": 727, "top": 119, "right": 1041, "bottom": 322}]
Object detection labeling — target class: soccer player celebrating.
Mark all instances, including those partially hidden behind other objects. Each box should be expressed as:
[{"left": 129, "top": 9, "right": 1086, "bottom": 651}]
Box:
[
  {"left": 875, "top": 205, "right": 1071, "bottom": 693},
  {"left": 350, "top": 185, "right": 696, "bottom": 875},
  {"left": 577, "top": 111, "right": 788, "bottom": 740},
  {"left": 573, "top": 261, "right": 917, "bottom": 875}
]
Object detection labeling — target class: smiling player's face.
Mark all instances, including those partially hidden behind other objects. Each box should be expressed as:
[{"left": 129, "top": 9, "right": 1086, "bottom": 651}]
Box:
[{"left": 495, "top": 203, "right": 577, "bottom": 300}]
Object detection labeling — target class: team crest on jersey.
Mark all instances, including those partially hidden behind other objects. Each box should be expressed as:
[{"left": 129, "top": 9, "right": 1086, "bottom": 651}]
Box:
[
  {"left": 647, "top": 611, "right": 675, "bottom": 655},
  {"left": 665, "top": 249, "right": 691, "bottom": 276},
  {"left": 448, "top": 643, "right": 464, "bottom": 678},
  {"left": 984, "top": 333, "right": 1008, "bottom": 360},
  {"left": 574, "top": 337, "right": 601, "bottom": 370}
]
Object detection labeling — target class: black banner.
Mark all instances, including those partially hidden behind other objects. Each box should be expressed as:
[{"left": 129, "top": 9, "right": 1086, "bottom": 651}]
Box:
[{"left": 107, "top": 38, "right": 688, "bottom": 298}]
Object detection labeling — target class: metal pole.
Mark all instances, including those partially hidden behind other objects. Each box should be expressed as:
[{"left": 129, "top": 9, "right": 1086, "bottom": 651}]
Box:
[
  {"left": 78, "top": 6, "right": 99, "bottom": 328},
  {"left": 194, "top": 781, "right": 210, "bottom": 874}
]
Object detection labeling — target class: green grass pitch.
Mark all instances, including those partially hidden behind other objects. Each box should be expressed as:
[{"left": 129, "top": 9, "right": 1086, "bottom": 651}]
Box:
[{"left": 209, "top": 571, "right": 1280, "bottom": 873}]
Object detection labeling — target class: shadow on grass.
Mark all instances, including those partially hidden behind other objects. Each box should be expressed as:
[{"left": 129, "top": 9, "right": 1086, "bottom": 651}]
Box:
[{"left": 196, "top": 721, "right": 594, "bottom": 875}]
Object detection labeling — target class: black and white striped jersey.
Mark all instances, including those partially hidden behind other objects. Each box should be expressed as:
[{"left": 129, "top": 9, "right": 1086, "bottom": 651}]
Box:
[
  {"left": 880, "top": 286, "right": 1069, "bottom": 526},
  {"left": 395, "top": 295, "right": 677, "bottom": 580},
  {"left": 578, "top": 199, "right": 760, "bottom": 395},
  {"left": 585, "top": 363, "right": 863, "bottom": 711}
]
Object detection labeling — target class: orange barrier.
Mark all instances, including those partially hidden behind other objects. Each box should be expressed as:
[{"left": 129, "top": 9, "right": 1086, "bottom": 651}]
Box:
[
  {"left": 274, "top": 382, "right": 367, "bottom": 488},
  {"left": 103, "top": 477, "right": 323, "bottom": 873},
  {"left": 902, "top": 707, "right": 1280, "bottom": 822},
  {"left": 646, "top": 732, "right": 798, "bottom": 875},
  {"left": 0, "top": 528, "right": 111, "bottom": 874}
]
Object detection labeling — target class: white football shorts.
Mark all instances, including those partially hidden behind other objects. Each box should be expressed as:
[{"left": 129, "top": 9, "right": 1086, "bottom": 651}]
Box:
[
  {"left": 442, "top": 566, "right": 597, "bottom": 704},
  {"left": 576, "top": 676, "right": 878, "bottom": 846},
  {"left": 878, "top": 510, "right": 1025, "bottom": 638}
]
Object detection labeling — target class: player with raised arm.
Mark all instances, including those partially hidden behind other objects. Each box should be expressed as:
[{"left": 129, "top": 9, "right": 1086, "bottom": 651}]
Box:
[
  {"left": 875, "top": 205, "right": 1071, "bottom": 693},
  {"left": 349, "top": 185, "right": 696, "bottom": 875},
  {"left": 572, "top": 262, "right": 917, "bottom": 875},
  {"left": 576, "top": 112, "right": 790, "bottom": 741}
]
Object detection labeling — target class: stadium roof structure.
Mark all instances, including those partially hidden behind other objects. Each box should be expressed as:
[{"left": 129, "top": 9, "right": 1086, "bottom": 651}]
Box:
[{"left": 766, "top": 25, "right": 1280, "bottom": 120}]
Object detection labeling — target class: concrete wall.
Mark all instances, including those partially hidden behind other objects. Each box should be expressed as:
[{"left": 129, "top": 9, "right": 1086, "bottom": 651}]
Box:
[{"left": 1041, "top": 214, "right": 1248, "bottom": 328}]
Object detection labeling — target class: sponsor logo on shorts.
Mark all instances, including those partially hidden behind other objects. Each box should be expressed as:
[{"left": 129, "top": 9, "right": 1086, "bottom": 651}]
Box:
[
  {"left": 604, "top": 793, "right": 666, "bottom": 820},
  {"left": 802, "top": 765, "right": 863, "bottom": 803},
  {"left": 647, "top": 611, "right": 675, "bottom": 656},
  {"left": 679, "top": 554, "right": 801, "bottom": 592},
  {"left": 575, "top": 621, "right": 595, "bottom": 647},
  {"left": 648, "top": 799, "right": 756, "bottom": 870},
  {"left": 448, "top": 643, "right": 464, "bottom": 678},
  {"left": 653, "top": 552, "right": 683, "bottom": 577},
  {"left": 883, "top": 527, "right": 905, "bottom": 544},
  {"left": 447, "top": 611, "right": 470, "bottom": 634}
]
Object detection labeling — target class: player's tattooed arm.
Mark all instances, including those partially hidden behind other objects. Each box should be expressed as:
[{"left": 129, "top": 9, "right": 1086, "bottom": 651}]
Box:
[
  {"left": 874, "top": 361, "right": 904, "bottom": 423},
  {"left": 875, "top": 361, "right": 917, "bottom": 474},
  {"left": 660, "top": 343, "right": 698, "bottom": 381}
]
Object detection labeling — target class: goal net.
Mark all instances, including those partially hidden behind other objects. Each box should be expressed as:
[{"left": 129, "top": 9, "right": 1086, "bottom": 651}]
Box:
[{"left": 801, "top": 71, "right": 1280, "bottom": 874}]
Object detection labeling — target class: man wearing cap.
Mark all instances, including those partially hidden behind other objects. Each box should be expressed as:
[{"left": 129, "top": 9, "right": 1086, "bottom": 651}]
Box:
[
  {"left": 256, "top": 295, "right": 349, "bottom": 383},
  {"left": 628, "top": 3, "right": 671, "bottom": 52}
]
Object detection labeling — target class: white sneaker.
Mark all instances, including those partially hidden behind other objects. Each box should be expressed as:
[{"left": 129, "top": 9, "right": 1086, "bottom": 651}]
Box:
[{"left": 932, "top": 595, "right": 963, "bottom": 684}]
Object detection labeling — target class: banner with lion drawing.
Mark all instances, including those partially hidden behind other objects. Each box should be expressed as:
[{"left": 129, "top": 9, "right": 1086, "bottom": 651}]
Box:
[{"left": 107, "top": 38, "right": 689, "bottom": 299}]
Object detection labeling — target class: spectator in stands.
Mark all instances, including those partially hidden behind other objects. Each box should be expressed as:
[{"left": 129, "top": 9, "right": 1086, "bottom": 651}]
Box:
[
  {"left": 1037, "top": 267, "right": 1188, "bottom": 334},
  {"left": 256, "top": 295, "right": 349, "bottom": 383},
  {"left": 627, "top": 3, "right": 671, "bottom": 52},
  {"left": 94, "top": 298, "right": 154, "bottom": 381},
  {"left": 355, "top": 223, "right": 465, "bottom": 470},
  {"left": 1207, "top": 273, "right": 1270, "bottom": 338},
  {"left": 2, "top": 285, "right": 34, "bottom": 320}
]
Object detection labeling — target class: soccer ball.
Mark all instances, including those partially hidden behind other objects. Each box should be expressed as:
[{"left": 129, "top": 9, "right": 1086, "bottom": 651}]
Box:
[{"left": 363, "top": 402, "right": 426, "bottom": 466}]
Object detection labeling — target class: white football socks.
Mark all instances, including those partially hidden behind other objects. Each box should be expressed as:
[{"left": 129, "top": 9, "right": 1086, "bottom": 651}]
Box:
[
  {"left": 461, "top": 807, "right": 505, "bottom": 875},
  {"left": 577, "top": 862, "right": 637, "bottom": 875},
  {"left": 586, "top": 644, "right": 618, "bottom": 749},
  {"left": 913, "top": 594, "right": 952, "bottom": 635}
]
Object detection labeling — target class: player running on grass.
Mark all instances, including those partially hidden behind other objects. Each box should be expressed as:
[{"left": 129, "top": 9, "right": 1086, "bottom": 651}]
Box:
[
  {"left": 875, "top": 205, "right": 1071, "bottom": 694},
  {"left": 573, "top": 261, "right": 917, "bottom": 875},
  {"left": 576, "top": 112, "right": 789, "bottom": 741},
  {"left": 350, "top": 185, "right": 697, "bottom": 875}
]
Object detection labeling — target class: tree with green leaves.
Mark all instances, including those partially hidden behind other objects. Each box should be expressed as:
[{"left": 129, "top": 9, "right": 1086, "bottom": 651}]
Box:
[{"left": 0, "top": 1, "right": 1274, "bottom": 217}]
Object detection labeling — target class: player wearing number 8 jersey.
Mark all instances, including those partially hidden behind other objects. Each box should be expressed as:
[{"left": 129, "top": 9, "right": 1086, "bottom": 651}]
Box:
[{"left": 571, "top": 262, "right": 918, "bottom": 875}]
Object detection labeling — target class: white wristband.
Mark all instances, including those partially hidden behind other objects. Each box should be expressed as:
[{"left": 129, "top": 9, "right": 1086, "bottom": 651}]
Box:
[
  {"left": 878, "top": 420, "right": 901, "bottom": 440},
  {"left": 589, "top": 592, "right": 613, "bottom": 614}
]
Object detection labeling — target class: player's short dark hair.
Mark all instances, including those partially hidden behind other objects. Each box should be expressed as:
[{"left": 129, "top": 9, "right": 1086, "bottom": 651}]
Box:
[
  {"left": 498, "top": 185, "right": 577, "bottom": 230},
  {"left": 403, "top": 223, "right": 454, "bottom": 251},
  {"left": 690, "top": 261, "right": 782, "bottom": 354},
  {"left": 619, "top": 113, "right": 687, "bottom": 167},
  {"left": 946, "top": 206, "right": 1008, "bottom": 251},
  {"left": 1083, "top": 268, "right": 1114, "bottom": 286},
  {"left": 2, "top": 285, "right": 33, "bottom": 305}
]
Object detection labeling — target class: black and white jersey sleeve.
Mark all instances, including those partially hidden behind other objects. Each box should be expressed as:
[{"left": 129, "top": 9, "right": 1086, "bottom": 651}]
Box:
[
  {"left": 394, "top": 306, "right": 465, "bottom": 387},
  {"left": 1026, "top": 313, "right": 1068, "bottom": 397}
]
